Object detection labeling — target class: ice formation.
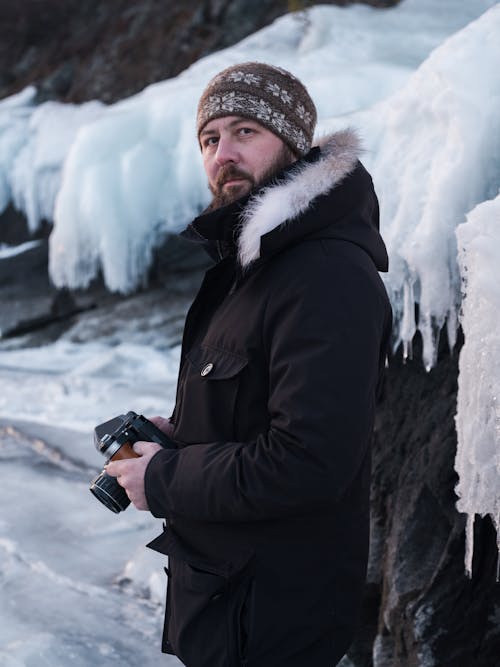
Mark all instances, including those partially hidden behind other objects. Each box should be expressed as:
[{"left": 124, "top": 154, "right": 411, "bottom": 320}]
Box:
[
  {"left": 47, "top": 0, "right": 498, "bottom": 295},
  {"left": 365, "top": 3, "right": 500, "bottom": 370},
  {"left": 0, "top": 0, "right": 494, "bottom": 293},
  {"left": 0, "top": 87, "right": 104, "bottom": 232},
  {"left": 366, "top": 5, "right": 500, "bottom": 572},
  {"left": 455, "top": 193, "right": 500, "bottom": 577}
]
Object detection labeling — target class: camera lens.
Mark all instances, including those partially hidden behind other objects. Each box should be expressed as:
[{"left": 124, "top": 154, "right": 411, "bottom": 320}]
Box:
[{"left": 89, "top": 470, "right": 131, "bottom": 513}]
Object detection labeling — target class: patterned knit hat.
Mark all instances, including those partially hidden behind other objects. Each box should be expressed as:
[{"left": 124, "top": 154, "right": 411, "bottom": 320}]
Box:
[{"left": 197, "top": 62, "right": 317, "bottom": 157}]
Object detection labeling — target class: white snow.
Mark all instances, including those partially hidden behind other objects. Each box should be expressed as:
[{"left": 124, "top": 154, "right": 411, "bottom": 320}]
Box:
[
  {"left": 1, "top": 0, "right": 500, "bottom": 663},
  {"left": 455, "top": 193, "right": 500, "bottom": 577},
  {"left": 0, "top": 333, "right": 183, "bottom": 666},
  {"left": 0, "top": 339, "right": 180, "bottom": 435},
  {"left": 0, "top": 423, "right": 180, "bottom": 667}
]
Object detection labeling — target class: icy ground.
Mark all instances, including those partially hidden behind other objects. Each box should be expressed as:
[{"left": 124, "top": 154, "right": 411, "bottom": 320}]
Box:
[
  {"left": 0, "top": 291, "right": 187, "bottom": 666},
  {"left": 0, "top": 421, "right": 178, "bottom": 666}
]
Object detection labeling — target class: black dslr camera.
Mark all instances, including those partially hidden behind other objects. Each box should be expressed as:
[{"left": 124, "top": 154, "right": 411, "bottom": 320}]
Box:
[{"left": 89, "top": 411, "right": 175, "bottom": 513}]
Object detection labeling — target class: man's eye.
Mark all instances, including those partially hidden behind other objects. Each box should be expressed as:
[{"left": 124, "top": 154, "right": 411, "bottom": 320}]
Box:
[
  {"left": 204, "top": 137, "right": 218, "bottom": 148},
  {"left": 239, "top": 127, "right": 254, "bottom": 136}
]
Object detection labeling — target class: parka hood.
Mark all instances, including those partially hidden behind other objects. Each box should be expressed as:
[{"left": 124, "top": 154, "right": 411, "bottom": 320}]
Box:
[{"left": 187, "top": 129, "right": 389, "bottom": 273}]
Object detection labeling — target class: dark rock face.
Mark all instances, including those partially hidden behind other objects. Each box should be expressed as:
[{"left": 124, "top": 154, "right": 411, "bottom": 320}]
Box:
[
  {"left": 0, "top": 231, "right": 210, "bottom": 348},
  {"left": 0, "top": 238, "right": 86, "bottom": 344},
  {"left": 0, "top": 205, "right": 51, "bottom": 246},
  {"left": 0, "top": 0, "right": 400, "bottom": 104},
  {"left": 348, "top": 336, "right": 500, "bottom": 667}
]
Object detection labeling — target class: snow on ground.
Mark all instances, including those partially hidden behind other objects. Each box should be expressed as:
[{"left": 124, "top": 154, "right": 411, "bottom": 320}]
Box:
[
  {"left": 0, "top": 420, "right": 182, "bottom": 667},
  {"left": 0, "top": 274, "right": 197, "bottom": 666},
  {"left": 1, "top": 0, "right": 500, "bottom": 664},
  {"left": 0, "top": 339, "right": 180, "bottom": 434},
  {"left": 0, "top": 308, "right": 183, "bottom": 665}
]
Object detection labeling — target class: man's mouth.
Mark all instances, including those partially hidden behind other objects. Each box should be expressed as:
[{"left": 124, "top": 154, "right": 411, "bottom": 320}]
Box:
[{"left": 223, "top": 178, "right": 246, "bottom": 187}]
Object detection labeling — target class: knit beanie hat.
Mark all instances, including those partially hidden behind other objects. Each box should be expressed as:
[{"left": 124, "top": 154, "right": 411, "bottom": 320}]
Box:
[{"left": 197, "top": 62, "right": 317, "bottom": 157}]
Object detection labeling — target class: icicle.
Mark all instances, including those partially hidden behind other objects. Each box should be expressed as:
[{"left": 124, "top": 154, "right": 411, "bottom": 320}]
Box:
[
  {"left": 401, "top": 280, "right": 416, "bottom": 361},
  {"left": 446, "top": 306, "right": 457, "bottom": 353},
  {"left": 464, "top": 513, "right": 474, "bottom": 578}
]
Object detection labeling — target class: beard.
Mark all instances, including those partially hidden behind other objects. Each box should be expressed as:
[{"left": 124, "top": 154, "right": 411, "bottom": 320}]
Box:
[{"left": 207, "top": 144, "right": 296, "bottom": 211}]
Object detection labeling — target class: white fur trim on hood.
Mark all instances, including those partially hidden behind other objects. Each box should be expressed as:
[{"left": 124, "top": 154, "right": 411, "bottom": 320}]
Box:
[{"left": 237, "top": 128, "right": 361, "bottom": 268}]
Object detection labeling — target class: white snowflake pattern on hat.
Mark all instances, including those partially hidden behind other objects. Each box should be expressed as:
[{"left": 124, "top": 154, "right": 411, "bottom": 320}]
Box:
[
  {"left": 205, "top": 92, "right": 238, "bottom": 115},
  {"left": 296, "top": 103, "right": 313, "bottom": 128},
  {"left": 265, "top": 82, "right": 293, "bottom": 106},
  {"left": 227, "top": 71, "right": 261, "bottom": 85},
  {"left": 255, "top": 99, "right": 273, "bottom": 121},
  {"left": 270, "top": 111, "right": 287, "bottom": 133}
]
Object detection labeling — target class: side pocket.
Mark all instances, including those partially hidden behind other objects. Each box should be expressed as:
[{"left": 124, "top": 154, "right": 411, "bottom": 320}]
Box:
[{"left": 148, "top": 527, "right": 254, "bottom": 667}]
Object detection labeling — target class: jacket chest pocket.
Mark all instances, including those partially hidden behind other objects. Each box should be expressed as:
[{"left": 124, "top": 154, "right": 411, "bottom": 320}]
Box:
[{"left": 173, "top": 345, "right": 248, "bottom": 444}]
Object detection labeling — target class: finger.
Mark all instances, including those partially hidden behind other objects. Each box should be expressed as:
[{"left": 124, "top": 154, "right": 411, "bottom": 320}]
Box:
[
  {"left": 105, "top": 462, "right": 116, "bottom": 477},
  {"left": 105, "top": 460, "right": 124, "bottom": 477},
  {"left": 133, "top": 440, "right": 163, "bottom": 456},
  {"left": 148, "top": 416, "right": 175, "bottom": 437},
  {"left": 148, "top": 415, "right": 165, "bottom": 425}
]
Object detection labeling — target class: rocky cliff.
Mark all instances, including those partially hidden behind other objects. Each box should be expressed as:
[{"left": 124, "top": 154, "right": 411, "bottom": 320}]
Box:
[
  {"left": 1, "top": 2, "right": 498, "bottom": 666},
  {"left": 367, "top": 338, "right": 499, "bottom": 667},
  {"left": 0, "top": 0, "right": 397, "bottom": 104}
]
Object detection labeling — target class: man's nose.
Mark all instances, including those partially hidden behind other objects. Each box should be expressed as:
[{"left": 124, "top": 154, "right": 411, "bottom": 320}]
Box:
[{"left": 215, "top": 137, "right": 239, "bottom": 166}]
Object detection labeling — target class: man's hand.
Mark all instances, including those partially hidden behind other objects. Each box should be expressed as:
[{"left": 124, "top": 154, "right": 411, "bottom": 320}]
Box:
[
  {"left": 106, "top": 441, "right": 163, "bottom": 511},
  {"left": 148, "top": 415, "right": 175, "bottom": 439}
]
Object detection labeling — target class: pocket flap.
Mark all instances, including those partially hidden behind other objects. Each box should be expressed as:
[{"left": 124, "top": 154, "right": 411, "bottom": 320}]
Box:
[
  {"left": 147, "top": 527, "right": 253, "bottom": 577},
  {"left": 186, "top": 346, "right": 248, "bottom": 380}
]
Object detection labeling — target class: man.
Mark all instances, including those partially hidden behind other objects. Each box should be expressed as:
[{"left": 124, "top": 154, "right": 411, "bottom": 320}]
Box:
[{"left": 107, "top": 62, "right": 392, "bottom": 667}]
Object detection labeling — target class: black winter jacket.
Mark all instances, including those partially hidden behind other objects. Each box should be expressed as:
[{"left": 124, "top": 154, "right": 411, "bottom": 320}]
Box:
[{"left": 145, "top": 129, "right": 392, "bottom": 667}]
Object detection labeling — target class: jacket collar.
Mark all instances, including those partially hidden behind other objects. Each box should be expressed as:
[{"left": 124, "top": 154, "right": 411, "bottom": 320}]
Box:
[
  {"left": 186, "top": 128, "right": 365, "bottom": 268},
  {"left": 237, "top": 128, "right": 360, "bottom": 268}
]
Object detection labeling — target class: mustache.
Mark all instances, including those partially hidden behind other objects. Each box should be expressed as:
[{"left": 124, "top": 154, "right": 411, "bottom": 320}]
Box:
[{"left": 215, "top": 165, "right": 253, "bottom": 189}]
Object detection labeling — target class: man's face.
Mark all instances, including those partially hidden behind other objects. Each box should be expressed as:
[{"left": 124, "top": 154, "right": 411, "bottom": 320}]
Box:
[{"left": 200, "top": 116, "right": 296, "bottom": 209}]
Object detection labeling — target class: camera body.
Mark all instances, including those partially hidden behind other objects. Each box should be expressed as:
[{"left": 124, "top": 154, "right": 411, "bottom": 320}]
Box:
[{"left": 89, "top": 411, "right": 175, "bottom": 513}]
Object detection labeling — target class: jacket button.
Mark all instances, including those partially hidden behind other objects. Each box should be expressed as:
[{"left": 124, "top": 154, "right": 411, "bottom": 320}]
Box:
[{"left": 201, "top": 363, "right": 214, "bottom": 377}]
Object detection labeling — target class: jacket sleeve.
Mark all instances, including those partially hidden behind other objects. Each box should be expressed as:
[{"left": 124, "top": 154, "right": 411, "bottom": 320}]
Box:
[{"left": 145, "top": 245, "right": 390, "bottom": 521}]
